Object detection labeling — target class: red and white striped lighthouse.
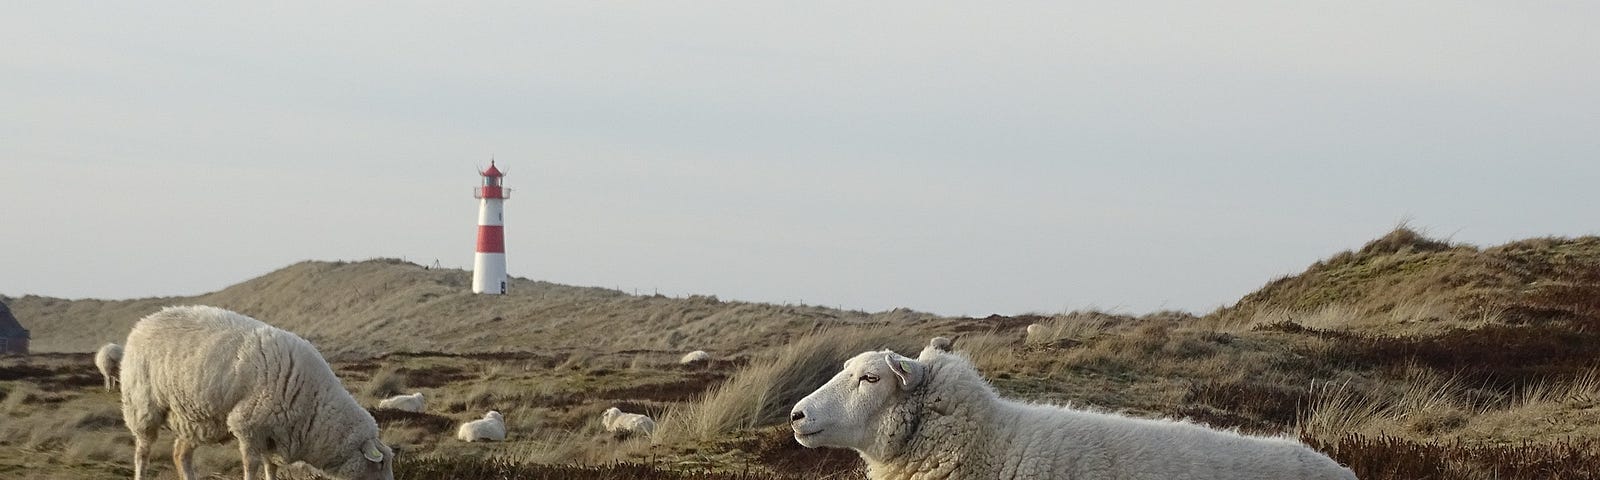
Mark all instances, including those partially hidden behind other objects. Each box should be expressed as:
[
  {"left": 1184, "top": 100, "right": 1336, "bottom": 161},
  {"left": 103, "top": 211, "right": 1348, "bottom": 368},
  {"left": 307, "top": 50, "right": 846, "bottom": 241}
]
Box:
[{"left": 472, "top": 161, "right": 510, "bottom": 294}]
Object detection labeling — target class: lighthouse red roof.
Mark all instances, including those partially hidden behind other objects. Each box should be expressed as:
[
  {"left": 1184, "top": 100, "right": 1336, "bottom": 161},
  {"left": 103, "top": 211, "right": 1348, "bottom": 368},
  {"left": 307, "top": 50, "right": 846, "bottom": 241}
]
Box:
[{"left": 481, "top": 161, "right": 504, "bottom": 177}]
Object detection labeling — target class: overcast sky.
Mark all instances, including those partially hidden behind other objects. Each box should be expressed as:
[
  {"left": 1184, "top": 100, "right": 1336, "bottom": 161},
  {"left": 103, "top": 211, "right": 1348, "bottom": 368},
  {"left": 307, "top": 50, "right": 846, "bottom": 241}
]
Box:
[{"left": 3, "top": 2, "right": 1597, "bottom": 316}]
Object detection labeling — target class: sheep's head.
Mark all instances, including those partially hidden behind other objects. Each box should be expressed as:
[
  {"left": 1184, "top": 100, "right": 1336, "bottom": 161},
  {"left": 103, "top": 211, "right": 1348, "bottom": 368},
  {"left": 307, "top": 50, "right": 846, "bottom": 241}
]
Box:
[
  {"left": 790, "top": 349, "right": 926, "bottom": 456},
  {"left": 324, "top": 437, "right": 394, "bottom": 480},
  {"left": 486, "top": 410, "right": 502, "bottom": 420}
]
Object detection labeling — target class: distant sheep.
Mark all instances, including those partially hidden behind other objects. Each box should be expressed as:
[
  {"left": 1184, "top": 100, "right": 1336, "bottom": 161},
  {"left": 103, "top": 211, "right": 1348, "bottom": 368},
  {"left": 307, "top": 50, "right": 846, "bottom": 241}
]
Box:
[
  {"left": 790, "top": 337, "right": 1356, "bottom": 480},
  {"left": 95, "top": 343, "right": 123, "bottom": 391},
  {"left": 1025, "top": 323, "right": 1044, "bottom": 338},
  {"left": 456, "top": 410, "right": 506, "bottom": 442},
  {"left": 121, "top": 305, "right": 394, "bottom": 480},
  {"left": 601, "top": 407, "right": 655, "bottom": 436},
  {"left": 377, "top": 392, "right": 425, "bottom": 413},
  {"left": 679, "top": 350, "right": 711, "bottom": 365}
]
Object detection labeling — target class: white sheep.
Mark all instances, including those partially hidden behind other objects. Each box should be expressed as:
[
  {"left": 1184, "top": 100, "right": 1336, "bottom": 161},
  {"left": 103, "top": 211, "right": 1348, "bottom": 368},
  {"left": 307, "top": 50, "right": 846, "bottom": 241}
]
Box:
[
  {"left": 95, "top": 342, "right": 123, "bottom": 391},
  {"left": 121, "top": 305, "right": 394, "bottom": 480},
  {"left": 790, "top": 337, "right": 1356, "bottom": 480},
  {"left": 679, "top": 350, "right": 711, "bottom": 365},
  {"left": 456, "top": 410, "right": 506, "bottom": 442},
  {"left": 1025, "top": 323, "right": 1044, "bottom": 339},
  {"left": 601, "top": 407, "right": 655, "bottom": 436},
  {"left": 377, "top": 392, "right": 425, "bottom": 413}
]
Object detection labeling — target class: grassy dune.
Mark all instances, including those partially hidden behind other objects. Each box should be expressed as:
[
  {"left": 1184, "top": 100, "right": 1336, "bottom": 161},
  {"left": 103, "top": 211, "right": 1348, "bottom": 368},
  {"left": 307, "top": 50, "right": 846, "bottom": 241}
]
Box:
[{"left": 2, "top": 228, "right": 1598, "bottom": 479}]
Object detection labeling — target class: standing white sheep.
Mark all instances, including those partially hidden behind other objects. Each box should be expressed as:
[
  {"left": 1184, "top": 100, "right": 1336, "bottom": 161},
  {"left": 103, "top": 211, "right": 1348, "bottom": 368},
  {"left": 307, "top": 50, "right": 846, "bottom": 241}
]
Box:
[
  {"left": 377, "top": 392, "right": 425, "bottom": 413},
  {"left": 94, "top": 342, "right": 123, "bottom": 391},
  {"left": 790, "top": 337, "right": 1356, "bottom": 480},
  {"left": 456, "top": 410, "right": 507, "bottom": 442},
  {"left": 121, "top": 305, "right": 394, "bottom": 480},
  {"left": 601, "top": 407, "right": 655, "bottom": 436},
  {"left": 679, "top": 350, "right": 711, "bottom": 365}
]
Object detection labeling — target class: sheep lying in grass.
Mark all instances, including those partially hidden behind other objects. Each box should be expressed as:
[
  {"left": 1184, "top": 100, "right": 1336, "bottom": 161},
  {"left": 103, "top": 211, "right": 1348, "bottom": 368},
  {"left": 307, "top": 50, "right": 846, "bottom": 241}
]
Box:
[
  {"left": 790, "top": 337, "right": 1356, "bottom": 480},
  {"left": 121, "top": 305, "right": 394, "bottom": 480},
  {"left": 601, "top": 407, "right": 655, "bottom": 436},
  {"left": 456, "top": 410, "right": 507, "bottom": 442},
  {"left": 1025, "top": 323, "right": 1044, "bottom": 339},
  {"left": 679, "top": 350, "right": 711, "bottom": 365},
  {"left": 95, "top": 342, "right": 123, "bottom": 391},
  {"left": 378, "top": 392, "right": 425, "bottom": 413}
]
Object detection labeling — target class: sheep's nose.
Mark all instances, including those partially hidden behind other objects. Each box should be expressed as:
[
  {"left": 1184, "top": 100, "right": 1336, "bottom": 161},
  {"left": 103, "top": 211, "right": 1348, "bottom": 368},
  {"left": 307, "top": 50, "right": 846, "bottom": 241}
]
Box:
[{"left": 790, "top": 410, "right": 806, "bottom": 422}]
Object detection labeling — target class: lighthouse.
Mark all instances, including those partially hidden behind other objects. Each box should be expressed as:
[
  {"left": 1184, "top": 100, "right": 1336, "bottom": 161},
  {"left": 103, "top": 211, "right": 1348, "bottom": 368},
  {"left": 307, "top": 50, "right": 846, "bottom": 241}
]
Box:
[{"left": 472, "top": 161, "right": 510, "bottom": 294}]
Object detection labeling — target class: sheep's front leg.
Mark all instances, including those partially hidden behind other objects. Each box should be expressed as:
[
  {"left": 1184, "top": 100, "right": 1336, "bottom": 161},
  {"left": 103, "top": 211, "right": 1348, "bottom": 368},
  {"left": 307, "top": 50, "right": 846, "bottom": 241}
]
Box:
[
  {"left": 172, "top": 437, "right": 198, "bottom": 480},
  {"left": 263, "top": 458, "right": 279, "bottom": 480}
]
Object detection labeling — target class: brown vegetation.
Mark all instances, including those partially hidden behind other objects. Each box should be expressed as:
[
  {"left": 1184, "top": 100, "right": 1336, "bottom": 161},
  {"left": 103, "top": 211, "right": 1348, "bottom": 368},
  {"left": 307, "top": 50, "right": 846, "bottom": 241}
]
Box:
[
  {"left": 3, "top": 229, "right": 1598, "bottom": 478},
  {"left": 1305, "top": 433, "right": 1600, "bottom": 480}
]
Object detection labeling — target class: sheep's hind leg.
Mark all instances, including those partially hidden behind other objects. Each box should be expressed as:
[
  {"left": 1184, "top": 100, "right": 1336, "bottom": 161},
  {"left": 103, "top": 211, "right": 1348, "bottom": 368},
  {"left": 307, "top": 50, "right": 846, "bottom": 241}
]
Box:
[
  {"left": 172, "top": 437, "right": 198, "bottom": 480},
  {"left": 131, "top": 433, "right": 151, "bottom": 480},
  {"left": 239, "top": 438, "right": 272, "bottom": 480},
  {"left": 130, "top": 422, "right": 159, "bottom": 480}
]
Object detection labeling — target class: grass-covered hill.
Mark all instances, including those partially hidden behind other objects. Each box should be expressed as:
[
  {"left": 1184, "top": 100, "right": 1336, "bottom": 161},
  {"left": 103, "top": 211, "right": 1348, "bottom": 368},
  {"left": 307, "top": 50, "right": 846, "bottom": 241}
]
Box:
[
  {"left": 4, "top": 259, "right": 947, "bottom": 358},
  {"left": 1212, "top": 228, "right": 1600, "bottom": 333},
  {"left": 10, "top": 227, "right": 1595, "bottom": 358},
  {"left": 1201, "top": 228, "right": 1600, "bottom": 400}
]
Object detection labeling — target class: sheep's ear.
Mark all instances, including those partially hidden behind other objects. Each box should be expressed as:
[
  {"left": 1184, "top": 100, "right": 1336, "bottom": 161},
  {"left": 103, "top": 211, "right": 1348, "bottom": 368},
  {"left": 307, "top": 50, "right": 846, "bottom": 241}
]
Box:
[
  {"left": 362, "top": 439, "right": 384, "bottom": 463},
  {"left": 884, "top": 354, "right": 925, "bottom": 389}
]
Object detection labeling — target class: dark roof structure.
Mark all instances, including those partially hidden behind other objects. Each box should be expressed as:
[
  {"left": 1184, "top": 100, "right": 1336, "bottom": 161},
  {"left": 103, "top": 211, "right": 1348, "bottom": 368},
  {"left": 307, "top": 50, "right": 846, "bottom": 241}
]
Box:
[{"left": 0, "top": 300, "right": 30, "bottom": 355}]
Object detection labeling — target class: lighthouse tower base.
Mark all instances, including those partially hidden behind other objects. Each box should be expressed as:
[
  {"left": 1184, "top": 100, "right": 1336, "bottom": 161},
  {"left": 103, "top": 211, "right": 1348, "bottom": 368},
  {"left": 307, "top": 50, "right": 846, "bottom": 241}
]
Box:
[{"left": 473, "top": 253, "right": 507, "bottom": 294}]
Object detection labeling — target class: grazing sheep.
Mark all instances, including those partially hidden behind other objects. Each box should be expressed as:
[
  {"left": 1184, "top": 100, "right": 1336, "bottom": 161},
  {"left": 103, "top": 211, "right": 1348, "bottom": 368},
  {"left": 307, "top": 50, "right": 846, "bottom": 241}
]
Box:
[
  {"left": 679, "top": 350, "right": 711, "bottom": 365},
  {"left": 121, "top": 305, "right": 394, "bottom": 480},
  {"left": 790, "top": 337, "right": 1356, "bottom": 480},
  {"left": 377, "top": 392, "right": 425, "bottom": 413},
  {"left": 456, "top": 411, "right": 506, "bottom": 442},
  {"left": 95, "top": 342, "right": 123, "bottom": 391},
  {"left": 601, "top": 407, "right": 655, "bottom": 436}
]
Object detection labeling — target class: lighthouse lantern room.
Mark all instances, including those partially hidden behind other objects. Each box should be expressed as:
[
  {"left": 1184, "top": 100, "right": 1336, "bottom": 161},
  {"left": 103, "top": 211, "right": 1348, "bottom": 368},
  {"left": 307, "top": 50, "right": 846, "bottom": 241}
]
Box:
[{"left": 472, "top": 161, "right": 510, "bottom": 294}]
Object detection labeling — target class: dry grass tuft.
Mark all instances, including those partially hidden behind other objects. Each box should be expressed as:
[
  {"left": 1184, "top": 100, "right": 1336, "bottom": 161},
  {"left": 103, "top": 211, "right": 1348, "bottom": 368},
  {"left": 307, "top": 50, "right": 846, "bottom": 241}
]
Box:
[
  {"left": 1022, "top": 311, "right": 1125, "bottom": 345},
  {"left": 361, "top": 365, "right": 408, "bottom": 399},
  {"left": 1356, "top": 227, "right": 1456, "bottom": 257},
  {"left": 656, "top": 326, "right": 918, "bottom": 444}
]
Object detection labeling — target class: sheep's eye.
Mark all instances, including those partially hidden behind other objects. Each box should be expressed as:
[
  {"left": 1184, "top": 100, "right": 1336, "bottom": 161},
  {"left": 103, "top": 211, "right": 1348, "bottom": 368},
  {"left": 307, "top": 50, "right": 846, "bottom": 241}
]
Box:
[{"left": 859, "top": 374, "right": 880, "bottom": 384}]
